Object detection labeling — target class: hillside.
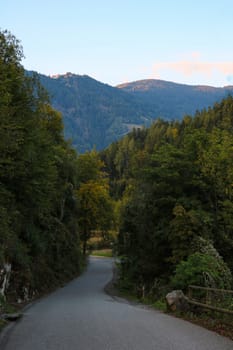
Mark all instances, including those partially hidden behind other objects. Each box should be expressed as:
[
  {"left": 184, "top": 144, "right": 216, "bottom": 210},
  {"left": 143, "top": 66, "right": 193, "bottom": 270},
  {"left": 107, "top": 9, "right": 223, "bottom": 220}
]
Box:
[
  {"left": 117, "top": 79, "right": 233, "bottom": 120},
  {"left": 101, "top": 94, "right": 233, "bottom": 300},
  {"left": 36, "top": 73, "right": 156, "bottom": 152},
  {"left": 33, "top": 72, "right": 233, "bottom": 152}
]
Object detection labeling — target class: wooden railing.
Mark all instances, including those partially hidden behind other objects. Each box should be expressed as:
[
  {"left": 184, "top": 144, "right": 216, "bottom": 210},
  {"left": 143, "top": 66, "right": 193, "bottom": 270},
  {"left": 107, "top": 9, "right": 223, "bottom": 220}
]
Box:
[{"left": 188, "top": 285, "right": 233, "bottom": 315}]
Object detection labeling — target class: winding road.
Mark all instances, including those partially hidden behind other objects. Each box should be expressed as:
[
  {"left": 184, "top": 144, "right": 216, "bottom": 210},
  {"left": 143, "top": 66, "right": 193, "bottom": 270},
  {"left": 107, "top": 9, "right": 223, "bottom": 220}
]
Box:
[{"left": 0, "top": 257, "right": 232, "bottom": 349}]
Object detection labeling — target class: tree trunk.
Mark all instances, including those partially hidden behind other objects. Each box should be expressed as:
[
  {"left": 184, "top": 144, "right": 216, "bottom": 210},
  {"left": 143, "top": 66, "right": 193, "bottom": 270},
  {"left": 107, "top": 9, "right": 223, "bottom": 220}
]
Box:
[{"left": 83, "top": 240, "right": 87, "bottom": 255}]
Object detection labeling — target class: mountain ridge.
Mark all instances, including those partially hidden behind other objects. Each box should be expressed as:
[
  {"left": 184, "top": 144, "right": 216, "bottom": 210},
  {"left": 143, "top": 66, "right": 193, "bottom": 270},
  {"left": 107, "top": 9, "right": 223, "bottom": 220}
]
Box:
[
  {"left": 117, "top": 78, "right": 233, "bottom": 90},
  {"left": 30, "top": 71, "right": 233, "bottom": 152}
]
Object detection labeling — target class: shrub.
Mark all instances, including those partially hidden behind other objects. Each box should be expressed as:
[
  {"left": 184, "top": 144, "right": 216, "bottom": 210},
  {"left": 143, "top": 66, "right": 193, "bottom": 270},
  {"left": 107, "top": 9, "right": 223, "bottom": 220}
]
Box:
[{"left": 171, "top": 252, "right": 232, "bottom": 291}]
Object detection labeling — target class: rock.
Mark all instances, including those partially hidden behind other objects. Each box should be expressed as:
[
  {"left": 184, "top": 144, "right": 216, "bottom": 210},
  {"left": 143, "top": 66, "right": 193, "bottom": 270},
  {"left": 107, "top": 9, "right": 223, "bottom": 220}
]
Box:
[
  {"left": 0, "top": 263, "right": 12, "bottom": 299},
  {"left": 2, "top": 313, "right": 22, "bottom": 321},
  {"left": 166, "top": 290, "right": 189, "bottom": 312}
]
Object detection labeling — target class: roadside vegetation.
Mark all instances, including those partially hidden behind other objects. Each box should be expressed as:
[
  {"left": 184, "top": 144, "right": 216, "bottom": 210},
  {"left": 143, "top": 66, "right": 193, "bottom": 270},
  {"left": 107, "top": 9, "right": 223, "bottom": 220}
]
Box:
[
  {"left": 101, "top": 93, "right": 233, "bottom": 339},
  {"left": 102, "top": 95, "right": 233, "bottom": 293},
  {"left": 0, "top": 30, "right": 114, "bottom": 318}
]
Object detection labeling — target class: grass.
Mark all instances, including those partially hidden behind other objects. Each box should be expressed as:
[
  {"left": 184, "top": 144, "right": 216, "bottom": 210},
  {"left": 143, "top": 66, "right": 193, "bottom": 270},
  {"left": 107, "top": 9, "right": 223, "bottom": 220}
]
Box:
[
  {"left": 0, "top": 299, "right": 18, "bottom": 332},
  {"left": 149, "top": 299, "right": 167, "bottom": 312},
  {"left": 117, "top": 287, "right": 167, "bottom": 311},
  {"left": 91, "top": 249, "right": 113, "bottom": 258},
  {"left": 0, "top": 318, "right": 7, "bottom": 331}
]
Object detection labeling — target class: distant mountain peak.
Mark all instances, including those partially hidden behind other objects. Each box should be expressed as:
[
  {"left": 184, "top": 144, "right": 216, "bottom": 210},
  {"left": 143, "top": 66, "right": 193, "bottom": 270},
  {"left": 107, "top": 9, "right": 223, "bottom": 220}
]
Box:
[
  {"left": 50, "top": 72, "right": 83, "bottom": 79},
  {"left": 117, "top": 79, "right": 190, "bottom": 91},
  {"left": 117, "top": 79, "right": 233, "bottom": 91},
  {"left": 33, "top": 71, "right": 233, "bottom": 152}
]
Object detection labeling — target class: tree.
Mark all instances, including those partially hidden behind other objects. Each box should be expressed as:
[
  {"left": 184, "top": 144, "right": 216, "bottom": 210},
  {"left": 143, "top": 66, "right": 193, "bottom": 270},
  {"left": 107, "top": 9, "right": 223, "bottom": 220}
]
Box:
[
  {"left": 76, "top": 150, "right": 105, "bottom": 183},
  {"left": 0, "top": 30, "right": 83, "bottom": 301},
  {"left": 197, "top": 128, "right": 233, "bottom": 269},
  {"left": 77, "top": 181, "right": 113, "bottom": 254},
  {"left": 75, "top": 150, "right": 114, "bottom": 254},
  {"left": 104, "top": 95, "right": 233, "bottom": 294}
]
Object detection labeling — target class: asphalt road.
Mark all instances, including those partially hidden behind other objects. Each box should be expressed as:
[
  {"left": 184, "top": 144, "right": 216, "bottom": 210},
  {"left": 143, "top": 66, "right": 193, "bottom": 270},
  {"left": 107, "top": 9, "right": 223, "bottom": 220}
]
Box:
[{"left": 0, "top": 256, "right": 232, "bottom": 350}]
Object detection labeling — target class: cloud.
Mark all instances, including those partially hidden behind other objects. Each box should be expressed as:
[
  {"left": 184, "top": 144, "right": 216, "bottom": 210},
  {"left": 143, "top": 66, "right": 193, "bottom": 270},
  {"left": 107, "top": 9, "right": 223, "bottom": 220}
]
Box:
[{"left": 152, "top": 56, "right": 233, "bottom": 81}]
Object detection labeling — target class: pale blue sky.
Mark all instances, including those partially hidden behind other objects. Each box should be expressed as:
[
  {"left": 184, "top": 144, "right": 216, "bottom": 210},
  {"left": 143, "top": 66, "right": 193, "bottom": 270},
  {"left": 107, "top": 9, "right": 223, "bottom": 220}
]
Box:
[{"left": 1, "top": 0, "right": 233, "bottom": 86}]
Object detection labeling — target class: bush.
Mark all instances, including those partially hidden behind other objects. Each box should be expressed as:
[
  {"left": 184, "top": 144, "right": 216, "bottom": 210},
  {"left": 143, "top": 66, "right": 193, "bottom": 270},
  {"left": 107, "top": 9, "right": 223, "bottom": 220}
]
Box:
[{"left": 171, "top": 252, "right": 233, "bottom": 291}]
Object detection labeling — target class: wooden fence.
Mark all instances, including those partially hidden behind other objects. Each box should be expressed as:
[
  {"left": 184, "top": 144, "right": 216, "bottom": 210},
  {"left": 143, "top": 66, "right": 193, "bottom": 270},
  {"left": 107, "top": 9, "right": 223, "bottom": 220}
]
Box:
[{"left": 188, "top": 285, "right": 233, "bottom": 315}]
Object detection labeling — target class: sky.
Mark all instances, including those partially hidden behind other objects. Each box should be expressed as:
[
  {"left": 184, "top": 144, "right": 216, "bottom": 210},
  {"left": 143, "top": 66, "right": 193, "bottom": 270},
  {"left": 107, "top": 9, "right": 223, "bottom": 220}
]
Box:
[{"left": 1, "top": 0, "right": 233, "bottom": 87}]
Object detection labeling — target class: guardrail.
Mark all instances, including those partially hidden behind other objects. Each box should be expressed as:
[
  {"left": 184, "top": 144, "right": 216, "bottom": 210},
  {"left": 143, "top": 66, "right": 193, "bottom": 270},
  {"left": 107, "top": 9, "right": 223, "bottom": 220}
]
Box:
[{"left": 188, "top": 285, "right": 233, "bottom": 315}]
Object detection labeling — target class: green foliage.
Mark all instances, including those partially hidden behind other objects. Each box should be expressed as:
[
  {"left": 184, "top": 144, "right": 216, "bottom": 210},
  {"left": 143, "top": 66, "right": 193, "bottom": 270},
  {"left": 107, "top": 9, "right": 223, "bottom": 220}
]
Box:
[
  {"left": 102, "top": 94, "right": 233, "bottom": 293},
  {"left": 34, "top": 71, "right": 233, "bottom": 152},
  {"left": 75, "top": 151, "right": 114, "bottom": 254},
  {"left": 194, "top": 237, "right": 233, "bottom": 288},
  {"left": 76, "top": 150, "right": 105, "bottom": 183},
  {"left": 171, "top": 252, "right": 232, "bottom": 291},
  {"left": 0, "top": 30, "right": 85, "bottom": 300}
]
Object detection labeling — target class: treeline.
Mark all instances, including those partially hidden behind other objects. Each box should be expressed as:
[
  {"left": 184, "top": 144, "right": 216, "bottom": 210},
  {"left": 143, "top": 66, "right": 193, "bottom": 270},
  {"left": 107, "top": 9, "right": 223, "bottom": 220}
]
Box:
[
  {"left": 37, "top": 72, "right": 155, "bottom": 152},
  {"left": 0, "top": 30, "right": 112, "bottom": 302},
  {"left": 101, "top": 95, "right": 233, "bottom": 294}
]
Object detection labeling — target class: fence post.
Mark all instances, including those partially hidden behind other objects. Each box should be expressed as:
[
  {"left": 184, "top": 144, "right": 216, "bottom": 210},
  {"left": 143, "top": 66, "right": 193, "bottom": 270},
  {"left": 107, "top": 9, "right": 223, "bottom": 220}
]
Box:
[
  {"left": 187, "top": 285, "right": 233, "bottom": 315},
  {"left": 188, "top": 286, "right": 192, "bottom": 300}
]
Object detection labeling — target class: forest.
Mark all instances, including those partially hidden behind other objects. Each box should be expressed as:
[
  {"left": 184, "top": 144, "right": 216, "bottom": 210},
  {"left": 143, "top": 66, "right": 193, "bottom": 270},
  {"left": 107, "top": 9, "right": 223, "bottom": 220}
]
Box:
[
  {"left": 0, "top": 30, "right": 112, "bottom": 304},
  {"left": 1, "top": 29, "right": 233, "bottom": 308},
  {"left": 101, "top": 94, "right": 233, "bottom": 295},
  {"left": 31, "top": 63, "right": 233, "bottom": 153}
]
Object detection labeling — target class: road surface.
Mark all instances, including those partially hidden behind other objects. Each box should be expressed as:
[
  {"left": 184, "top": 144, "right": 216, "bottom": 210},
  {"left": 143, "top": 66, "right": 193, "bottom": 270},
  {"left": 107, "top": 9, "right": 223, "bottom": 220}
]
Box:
[{"left": 0, "top": 257, "right": 232, "bottom": 349}]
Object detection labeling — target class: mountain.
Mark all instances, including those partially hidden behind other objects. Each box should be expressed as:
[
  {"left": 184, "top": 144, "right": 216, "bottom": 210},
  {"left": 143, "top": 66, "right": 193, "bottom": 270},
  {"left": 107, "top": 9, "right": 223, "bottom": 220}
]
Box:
[
  {"left": 117, "top": 79, "right": 233, "bottom": 120},
  {"left": 32, "top": 72, "right": 233, "bottom": 152},
  {"left": 36, "top": 73, "right": 156, "bottom": 152}
]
